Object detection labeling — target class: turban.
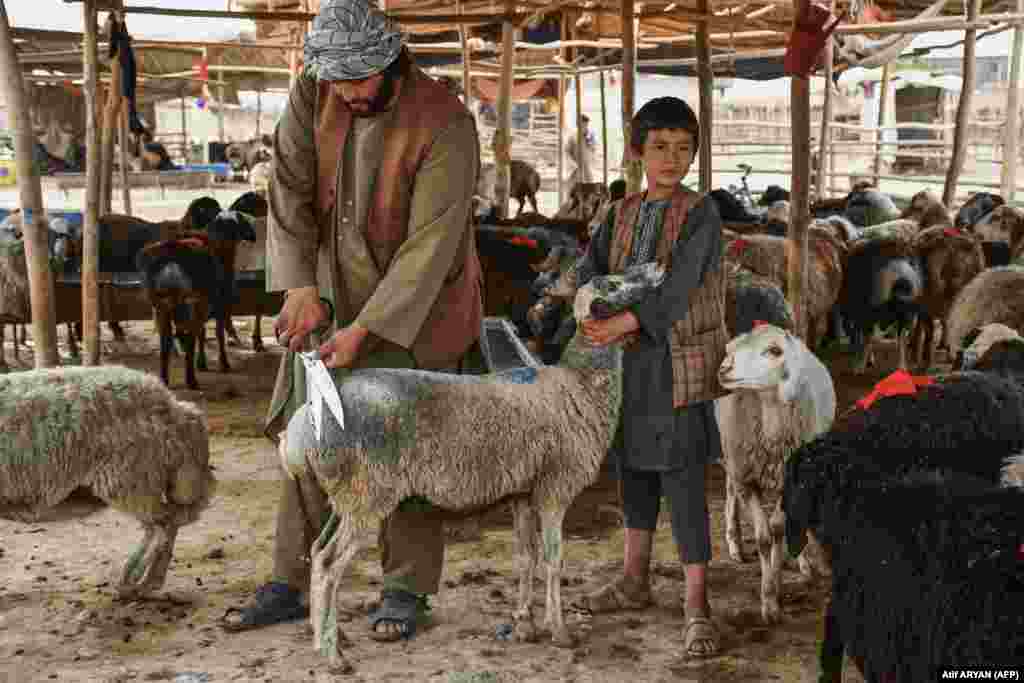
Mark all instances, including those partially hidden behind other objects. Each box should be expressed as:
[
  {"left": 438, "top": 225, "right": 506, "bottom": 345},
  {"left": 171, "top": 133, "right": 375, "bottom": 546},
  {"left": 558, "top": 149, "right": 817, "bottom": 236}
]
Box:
[{"left": 303, "top": 0, "right": 406, "bottom": 81}]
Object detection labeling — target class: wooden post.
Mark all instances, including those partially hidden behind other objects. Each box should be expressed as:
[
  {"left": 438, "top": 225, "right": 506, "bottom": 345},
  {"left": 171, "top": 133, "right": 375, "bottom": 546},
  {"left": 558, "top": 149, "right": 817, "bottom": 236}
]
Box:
[
  {"left": 873, "top": 62, "right": 890, "bottom": 186},
  {"left": 119, "top": 107, "right": 132, "bottom": 214},
  {"left": 816, "top": 0, "right": 837, "bottom": 199},
  {"left": 600, "top": 68, "right": 608, "bottom": 186},
  {"left": 943, "top": 0, "right": 982, "bottom": 206},
  {"left": 217, "top": 60, "right": 226, "bottom": 144},
  {"left": 788, "top": 80, "right": 812, "bottom": 340},
  {"left": 574, "top": 20, "right": 585, "bottom": 214},
  {"left": 492, "top": 0, "right": 515, "bottom": 219},
  {"left": 696, "top": 0, "right": 713, "bottom": 194},
  {"left": 0, "top": 0, "right": 59, "bottom": 367},
  {"left": 458, "top": 0, "right": 472, "bottom": 113},
  {"left": 557, "top": 13, "right": 568, "bottom": 209},
  {"left": 82, "top": 0, "right": 102, "bottom": 365},
  {"left": 100, "top": 18, "right": 124, "bottom": 216},
  {"left": 1001, "top": 0, "right": 1023, "bottom": 201},
  {"left": 179, "top": 87, "right": 188, "bottom": 164},
  {"left": 621, "top": 0, "right": 641, "bottom": 193}
]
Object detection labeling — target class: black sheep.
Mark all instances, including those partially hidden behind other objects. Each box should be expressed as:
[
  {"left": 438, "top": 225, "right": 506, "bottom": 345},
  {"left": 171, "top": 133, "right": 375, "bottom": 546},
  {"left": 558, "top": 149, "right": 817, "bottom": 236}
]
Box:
[
  {"left": 955, "top": 191, "right": 1004, "bottom": 230},
  {"left": 844, "top": 188, "right": 901, "bottom": 228}
]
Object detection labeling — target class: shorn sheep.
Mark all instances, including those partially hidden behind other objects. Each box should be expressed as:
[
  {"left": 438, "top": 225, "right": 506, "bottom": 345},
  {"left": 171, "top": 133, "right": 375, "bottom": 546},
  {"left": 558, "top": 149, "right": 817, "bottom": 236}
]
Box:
[
  {"left": 0, "top": 365, "right": 214, "bottom": 598},
  {"left": 945, "top": 265, "right": 1024, "bottom": 356},
  {"left": 278, "top": 263, "right": 663, "bottom": 672},
  {"left": 715, "top": 323, "right": 836, "bottom": 624}
]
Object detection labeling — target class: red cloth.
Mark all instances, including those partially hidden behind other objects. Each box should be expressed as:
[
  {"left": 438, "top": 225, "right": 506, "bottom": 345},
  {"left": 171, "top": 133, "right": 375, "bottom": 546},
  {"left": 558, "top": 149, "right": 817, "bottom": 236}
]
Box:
[
  {"left": 855, "top": 369, "right": 935, "bottom": 410},
  {"left": 508, "top": 236, "right": 538, "bottom": 249},
  {"left": 943, "top": 227, "right": 960, "bottom": 237},
  {"left": 753, "top": 320, "right": 769, "bottom": 328},
  {"left": 728, "top": 238, "right": 749, "bottom": 257}
]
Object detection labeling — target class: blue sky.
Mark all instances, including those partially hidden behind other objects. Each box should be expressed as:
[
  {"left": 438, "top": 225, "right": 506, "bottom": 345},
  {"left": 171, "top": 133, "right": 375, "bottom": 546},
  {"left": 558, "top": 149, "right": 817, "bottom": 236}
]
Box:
[{"left": 9, "top": 0, "right": 1013, "bottom": 57}]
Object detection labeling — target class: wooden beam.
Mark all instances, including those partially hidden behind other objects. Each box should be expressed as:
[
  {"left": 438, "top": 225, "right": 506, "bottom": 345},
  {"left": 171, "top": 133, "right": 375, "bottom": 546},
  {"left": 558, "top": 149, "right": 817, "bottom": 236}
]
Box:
[
  {"left": 873, "top": 62, "right": 890, "bottom": 185},
  {"left": 696, "top": 0, "right": 713, "bottom": 194},
  {"left": 0, "top": 0, "right": 59, "bottom": 367},
  {"left": 816, "top": 0, "right": 836, "bottom": 200},
  {"left": 944, "top": 0, "right": 982, "bottom": 206},
  {"left": 492, "top": 0, "right": 515, "bottom": 219},
  {"left": 622, "top": 0, "right": 641, "bottom": 194},
  {"left": 1003, "top": 0, "right": 1024, "bottom": 202},
  {"left": 81, "top": 0, "right": 101, "bottom": 366}
]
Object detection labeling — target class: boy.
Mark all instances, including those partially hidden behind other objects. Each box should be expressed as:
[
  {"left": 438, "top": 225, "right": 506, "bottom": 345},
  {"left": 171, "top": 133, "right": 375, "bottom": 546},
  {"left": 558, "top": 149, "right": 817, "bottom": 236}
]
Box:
[{"left": 577, "top": 97, "right": 727, "bottom": 658}]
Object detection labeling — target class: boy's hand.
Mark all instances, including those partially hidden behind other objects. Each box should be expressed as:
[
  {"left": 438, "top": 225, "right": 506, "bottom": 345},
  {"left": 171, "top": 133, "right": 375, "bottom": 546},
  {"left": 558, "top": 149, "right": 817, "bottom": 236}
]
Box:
[{"left": 581, "top": 311, "right": 640, "bottom": 346}]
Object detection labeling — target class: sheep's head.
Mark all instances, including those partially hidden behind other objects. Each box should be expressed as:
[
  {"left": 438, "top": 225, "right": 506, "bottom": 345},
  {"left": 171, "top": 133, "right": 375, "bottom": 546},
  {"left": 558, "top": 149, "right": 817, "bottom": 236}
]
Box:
[
  {"left": 183, "top": 196, "right": 223, "bottom": 231},
  {"left": 207, "top": 211, "right": 258, "bottom": 243},
  {"left": 958, "top": 323, "right": 1023, "bottom": 370},
  {"left": 765, "top": 200, "right": 790, "bottom": 225},
  {"left": 573, "top": 262, "right": 666, "bottom": 324},
  {"left": 228, "top": 191, "right": 269, "bottom": 219},
  {"left": 719, "top": 323, "right": 804, "bottom": 402},
  {"left": 987, "top": 206, "right": 1024, "bottom": 258},
  {"left": 902, "top": 188, "right": 946, "bottom": 224}
]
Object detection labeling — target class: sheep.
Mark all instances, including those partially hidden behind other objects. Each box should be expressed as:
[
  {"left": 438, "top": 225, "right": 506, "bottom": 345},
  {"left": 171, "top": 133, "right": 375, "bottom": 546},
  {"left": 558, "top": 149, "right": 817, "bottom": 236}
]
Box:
[
  {"left": 901, "top": 188, "right": 952, "bottom": 229},
  {"left": 955, "top": 191, "right": 1004, "bottom": 232},
  {"left": 959, "top": 325, "right": 1024, "bottom": 372},
  {"left": 136, "top": 236, "right": 229, "bottom": 390},
  {"left": 554, "top": 182, "right": 610, "bottom": 224},
  {"left": 249, "top": 160, "right": 272, "bottom": 196},
  {"left": 0, "top": 365, "right": 214, "bottom": 598},
  {"left": 782, "top": 367, "right": 1024, "bottom": 682},
  {"left": 724, "top": 228, "right": 845, "bottom": 351},
  {"left": 844, "top": 187, "right": 901, "bottom": 228},
  {"left": 838, "top": 224, "right": 923, "bottom": 372},
  {"left": 945, "top": 265, "right": 1024, "bottom": 358},
  {"left": 277, "top": 263, "right": 664, "bottom": 671},
  {"left": 714, "top": 323, "right": 836, "bottom": 624},
  {"left": 907, "top": 226, "right": 986, "bottom": 369}
]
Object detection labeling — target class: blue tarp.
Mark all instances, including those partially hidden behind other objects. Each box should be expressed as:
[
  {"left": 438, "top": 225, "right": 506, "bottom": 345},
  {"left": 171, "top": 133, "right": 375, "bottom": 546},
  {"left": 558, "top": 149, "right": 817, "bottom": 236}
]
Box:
[{"left": 0, "top": 208, "right": 84, "bottom": 231}]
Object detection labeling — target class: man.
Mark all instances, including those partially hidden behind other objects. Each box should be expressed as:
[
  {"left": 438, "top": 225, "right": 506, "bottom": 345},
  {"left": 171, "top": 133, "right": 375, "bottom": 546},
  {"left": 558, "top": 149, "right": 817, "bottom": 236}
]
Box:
[
  {"left": 566, "top": 114, "right": 596, "bottom": 185},
  {"left": 221, "top": 0, "right": 483, "bottom": 642}
]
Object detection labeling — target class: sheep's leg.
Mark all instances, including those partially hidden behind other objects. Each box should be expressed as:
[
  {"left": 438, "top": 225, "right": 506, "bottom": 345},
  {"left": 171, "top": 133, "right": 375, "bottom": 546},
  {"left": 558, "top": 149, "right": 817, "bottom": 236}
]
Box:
[
  {"left": 252, "top": 314, "right": 265, "bottom": 352},
  {"left": 852, "top": 325, "right": 873, "bottom": 374},
  {"left": 745, "top": 488, "right": 781, "bottom": 624},
  {"left": 158, "top": 316, "right": 174, "bottom": 387},
  {"left": 805, "top": 314, "right": 818, "bottom": 353},
  {"left": 922, "top": 314, "right": 936, "bottom": 370},
  {"left": 179, "top": 331, "right": 200, "bottom": 391},
  {"left": 10, "top": 323, "right": 19, "bottom": 361},
  {"left": 109, "top": 320, "right": 126, "bottom": 342},
  {"left": 0, "top": 324, "right": 7, "bottom": 370},
  {"left": 768, "top": 501, "right": 786, "bottom": 618},
  {"left": 65, "top": 322, "right": 79, "bottom": 358},
  {"left": 724, "top": 471, "right": 746, "bottom": 563},
  {"left": 225, "top": 317, "right": 243, "bottom": 347},
  {"left": 310, "top": 509, "right": 374, "bottom": 674},
  {"left": 511, "top": 499, "right": 539, "bottom": 643},
  {"left": 215, "top": 315, "right": 231, "bottom": 373},
  {"left": 538, "top": 505, "right": 573, "bottom": 648},
  {"left": 896, "top": 319, "right": 912, "bottom": 371},
  {"left": 117, "top": 524, "right": 178, "bottom": 598},
  {"left": 196, "top": 322, "right": 209, "bottom": 372},
  {"left": 528, "top": 193, "right": 539, "bottom": 215}
]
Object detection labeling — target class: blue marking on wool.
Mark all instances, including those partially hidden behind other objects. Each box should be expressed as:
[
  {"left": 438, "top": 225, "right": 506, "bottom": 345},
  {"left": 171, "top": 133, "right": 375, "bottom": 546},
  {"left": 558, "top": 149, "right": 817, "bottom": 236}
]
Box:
[{"left": 495, "top": 367, "right": 538, "bottom": 384}]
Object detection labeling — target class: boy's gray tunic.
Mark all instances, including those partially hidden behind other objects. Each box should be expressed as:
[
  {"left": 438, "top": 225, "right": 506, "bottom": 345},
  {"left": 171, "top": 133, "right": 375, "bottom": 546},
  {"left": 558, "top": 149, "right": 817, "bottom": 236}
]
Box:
[{"left": 578, "top": 196, "right": 724, "bottom": 472}]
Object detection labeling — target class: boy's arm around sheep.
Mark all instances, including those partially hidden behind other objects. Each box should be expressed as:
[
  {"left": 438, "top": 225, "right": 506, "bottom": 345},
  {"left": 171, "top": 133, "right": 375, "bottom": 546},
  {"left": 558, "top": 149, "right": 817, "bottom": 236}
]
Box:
[{"left": 629, "top": 196, "right": 724, "bottom": 345}]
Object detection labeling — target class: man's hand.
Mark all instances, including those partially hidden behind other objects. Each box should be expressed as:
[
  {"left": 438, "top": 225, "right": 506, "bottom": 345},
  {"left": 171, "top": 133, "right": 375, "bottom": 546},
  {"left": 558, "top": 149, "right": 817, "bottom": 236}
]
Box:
[
  {"left": 580, "top": 311, "right": 640, "bottom": 347},
  {"left": 274, "top": 287, "right": 330, "bottom": 353},
  {"left": 318, "top": 323, "right": 371, "bottom": 369}
]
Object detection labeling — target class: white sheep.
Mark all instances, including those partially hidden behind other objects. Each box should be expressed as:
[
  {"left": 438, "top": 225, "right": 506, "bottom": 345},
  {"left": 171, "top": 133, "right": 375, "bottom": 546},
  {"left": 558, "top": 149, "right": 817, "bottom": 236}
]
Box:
[
  {"left": 714, "top": 323, "right": 836, "bottom": 623},
  {"left": 0, "top": 365, "right": 215, "bottom": 598},
  {"left": 278, "top": 263, "right": 665, "bottom": 672}
]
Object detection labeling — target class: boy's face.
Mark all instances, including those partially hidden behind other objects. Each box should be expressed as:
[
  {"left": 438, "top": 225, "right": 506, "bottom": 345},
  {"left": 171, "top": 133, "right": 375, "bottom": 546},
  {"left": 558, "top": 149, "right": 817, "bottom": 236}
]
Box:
[{"left": 638, "top": 128, "right": 695, "bottom": 194}]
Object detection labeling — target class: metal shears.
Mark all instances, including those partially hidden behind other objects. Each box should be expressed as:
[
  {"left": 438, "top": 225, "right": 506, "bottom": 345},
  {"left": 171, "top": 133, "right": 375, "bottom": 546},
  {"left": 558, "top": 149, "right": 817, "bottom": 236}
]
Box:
[{"left": 299, "top": 350, "right": 346, "bottom": 442}]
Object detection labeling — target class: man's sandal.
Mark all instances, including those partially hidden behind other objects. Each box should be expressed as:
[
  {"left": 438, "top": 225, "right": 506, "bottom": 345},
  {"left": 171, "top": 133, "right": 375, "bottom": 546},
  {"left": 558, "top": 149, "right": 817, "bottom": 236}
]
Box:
[
  {"left": 368, "top": 590, "right": 430, "bottom": 642},
  {"left": 682, "top": 616, "right": 720, "bottom": 658},
  {"left": 576, "top": 576, "right": 653, "bottom": 614},
  {"left": 220, "top": 582, "right": 309, "bottom": 632}
]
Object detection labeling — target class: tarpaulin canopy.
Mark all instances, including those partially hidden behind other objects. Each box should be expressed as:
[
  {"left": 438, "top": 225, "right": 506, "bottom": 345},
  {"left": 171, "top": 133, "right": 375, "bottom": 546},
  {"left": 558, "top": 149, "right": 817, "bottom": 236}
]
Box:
[{"left": 472, "top": 78, "right": 556, "bottom": 103}]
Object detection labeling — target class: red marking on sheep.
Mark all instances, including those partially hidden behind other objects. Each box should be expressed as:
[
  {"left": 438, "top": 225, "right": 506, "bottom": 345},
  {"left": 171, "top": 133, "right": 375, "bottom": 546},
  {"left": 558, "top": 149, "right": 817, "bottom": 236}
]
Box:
[
  {"left": 728, "top": 238, "right": 749, "bottom": 257},
  {"left": 855, "top": 369, "right": 935, "bottom": 410},
  {"left": 943, "top": 227, "right": 961, "bottom": 238},
  {"left": 176, "top": 237, "right": 209, "bottom": 250},
  {"left": 508, "top": 236, "right": 539, "bottom": 249},
  {"left": 753, "top": 320, "right": 769, "bottom": 328}
]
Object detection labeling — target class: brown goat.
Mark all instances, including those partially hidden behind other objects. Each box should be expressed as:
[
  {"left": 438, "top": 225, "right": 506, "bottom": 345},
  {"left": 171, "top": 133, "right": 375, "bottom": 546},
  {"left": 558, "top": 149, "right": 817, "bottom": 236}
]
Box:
[
  {"left": 987, "top": 205, "right": 1024, "bottom": 262},
  {"left": 908, "top": 226, "right": 987, "bottom": 369},
  {"left": 902, "top": 189, "right": 953, "bottom": 230}
]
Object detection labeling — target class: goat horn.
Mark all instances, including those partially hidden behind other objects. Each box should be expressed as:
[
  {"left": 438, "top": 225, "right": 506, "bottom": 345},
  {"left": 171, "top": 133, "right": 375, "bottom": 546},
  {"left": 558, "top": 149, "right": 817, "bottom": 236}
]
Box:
[{"left": 842, "top": 0, "right": 948, "bottom": 69}]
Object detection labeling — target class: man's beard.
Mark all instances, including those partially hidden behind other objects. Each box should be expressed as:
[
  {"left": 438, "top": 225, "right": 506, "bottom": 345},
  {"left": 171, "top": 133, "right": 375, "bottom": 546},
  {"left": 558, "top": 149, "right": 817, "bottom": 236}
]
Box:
[{"left": 347, "top": 72, "right": 399, "bottom": 117}]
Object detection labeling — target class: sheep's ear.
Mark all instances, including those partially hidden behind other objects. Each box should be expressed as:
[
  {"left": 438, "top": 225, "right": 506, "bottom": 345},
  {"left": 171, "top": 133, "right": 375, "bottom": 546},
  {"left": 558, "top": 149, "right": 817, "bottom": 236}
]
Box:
[{"left": 777, "top": 338, "right": 804, "bottom": 404}]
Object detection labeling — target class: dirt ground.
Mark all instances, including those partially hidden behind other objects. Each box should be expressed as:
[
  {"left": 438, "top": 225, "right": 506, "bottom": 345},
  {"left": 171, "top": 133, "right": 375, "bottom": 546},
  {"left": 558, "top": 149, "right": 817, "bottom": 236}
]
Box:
[{"left": 0, "top": 187, "right": 953, "bottom": 682}]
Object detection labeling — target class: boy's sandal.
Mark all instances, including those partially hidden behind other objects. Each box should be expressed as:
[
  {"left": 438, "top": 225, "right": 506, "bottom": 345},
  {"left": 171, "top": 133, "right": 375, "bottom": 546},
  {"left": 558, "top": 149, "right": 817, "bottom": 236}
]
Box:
[
  {"left": 368, "top": 590, "right": 429, "bottom": 642},
  {"left": 220, "top": 582, "right": 308, "bottom": 632},
  {"left": 682, "top": 616, "right": 720, "bottom": 658},
  {"left": 576, "top": 576, "right": 653, "bottom": 614}
]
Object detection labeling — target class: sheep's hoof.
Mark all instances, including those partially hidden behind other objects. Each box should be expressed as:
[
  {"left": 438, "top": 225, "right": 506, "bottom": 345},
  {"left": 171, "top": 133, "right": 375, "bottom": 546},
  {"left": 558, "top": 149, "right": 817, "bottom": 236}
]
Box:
[
  {"left": 326, "top": 652, "right": 355, "bottom": 676},
  {"left": 761, "top": 602, "right": 782, "bottom": 625},
  {"left": 513, "top": 618, "right": 538, "bottom": 643},
  {"left": 550, "top": 626, "right": 576, "bottom": 648},
  {"left": 253, "top": 339, "right": 266, "bottom": 353}
]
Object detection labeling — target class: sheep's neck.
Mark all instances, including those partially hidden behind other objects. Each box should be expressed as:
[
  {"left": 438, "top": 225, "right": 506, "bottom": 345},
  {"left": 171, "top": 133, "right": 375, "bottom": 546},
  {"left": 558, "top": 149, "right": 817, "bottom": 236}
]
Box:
[
  {"left": 560, "top": 332, "right": 623, "bottom": 442},
  {"left": 757, "top": 388, "right": 793, "bottom": 444}
]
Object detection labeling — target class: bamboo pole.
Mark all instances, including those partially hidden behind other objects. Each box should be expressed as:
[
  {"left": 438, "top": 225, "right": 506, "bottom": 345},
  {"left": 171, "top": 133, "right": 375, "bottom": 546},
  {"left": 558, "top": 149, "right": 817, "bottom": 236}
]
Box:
[
  {"left": 119, "top": 106, "right": 131, "bottom": 214},
  {"left": 600, "top": 68, "right": 608, "bottom": 187},
  {"left": 82, "top": 0, "right": 101, "bottom": 366},
  {"left": 0, "top": 0, "right": 59, "bottom": 368},
  {"left": 816, "top": 0, "right": 836, "bottom": 199},
  {"left": 788, "top": 27, "right": 811, "bottom": 342},
  {"left": 622, "top": 0, "right": 641, "bottom": 193},
  {"left": 944, "top": 0, "right": 983, "bottom": 206},
  {"left": 696, "top": 0, "right": 713, "bottom": 194},
  {"left": 574, "top": 18, "right": 585, "bottom": 213},
  {"left": 1002, "top": 0, "right": 1023, "bottom": 202},
  {"left": 873, "top": 63, "right": 890, "bottom": 186},
  {"left": 492, "top": 0, "right": 515, "bottom": 219}
]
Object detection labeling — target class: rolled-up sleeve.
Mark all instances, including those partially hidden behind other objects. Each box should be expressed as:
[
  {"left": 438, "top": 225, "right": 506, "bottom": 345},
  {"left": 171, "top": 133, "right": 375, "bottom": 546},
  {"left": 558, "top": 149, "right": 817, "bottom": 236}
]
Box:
[
  {"left": 631, "top": 196, "right": 723, "bottom": 345},
  {"left": 355, "top": 115, "right": 479, "bottom": 348},
  {"left": 267, "top": 74, "right": 320, "bottom": 291}
]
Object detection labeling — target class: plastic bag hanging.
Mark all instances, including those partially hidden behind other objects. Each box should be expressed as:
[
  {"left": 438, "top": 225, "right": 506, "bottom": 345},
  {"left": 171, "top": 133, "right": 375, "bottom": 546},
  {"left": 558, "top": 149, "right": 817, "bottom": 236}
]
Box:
[{"left": 784, "top": 0, "right": 842, "bottom": 77}]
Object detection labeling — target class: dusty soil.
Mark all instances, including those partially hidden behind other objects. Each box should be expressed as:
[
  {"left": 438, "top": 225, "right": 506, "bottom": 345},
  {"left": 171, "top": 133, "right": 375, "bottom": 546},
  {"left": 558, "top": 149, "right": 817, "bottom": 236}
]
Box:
[{"left": 0, "top": 186, "right": 948, "bottom": 682}]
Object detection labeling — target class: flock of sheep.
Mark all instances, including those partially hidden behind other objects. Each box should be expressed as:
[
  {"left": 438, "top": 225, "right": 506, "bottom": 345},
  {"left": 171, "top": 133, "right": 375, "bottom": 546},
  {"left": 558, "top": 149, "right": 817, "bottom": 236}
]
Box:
[{"left": 0, "top": 178, "right": 1023, "bottom": 679}]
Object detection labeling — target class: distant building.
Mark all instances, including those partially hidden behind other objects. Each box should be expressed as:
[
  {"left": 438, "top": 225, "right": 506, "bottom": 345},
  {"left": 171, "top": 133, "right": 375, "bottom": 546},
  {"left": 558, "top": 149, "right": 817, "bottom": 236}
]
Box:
[{"left": 920, "top": 55, "right": 1008, "bottom": 90}]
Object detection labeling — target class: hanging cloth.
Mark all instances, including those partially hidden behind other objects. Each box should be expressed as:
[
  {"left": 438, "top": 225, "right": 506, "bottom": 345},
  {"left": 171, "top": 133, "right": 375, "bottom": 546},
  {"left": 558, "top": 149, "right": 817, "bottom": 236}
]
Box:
[{"left": 108, "top": 16, "right": 145, "bottom": 135}]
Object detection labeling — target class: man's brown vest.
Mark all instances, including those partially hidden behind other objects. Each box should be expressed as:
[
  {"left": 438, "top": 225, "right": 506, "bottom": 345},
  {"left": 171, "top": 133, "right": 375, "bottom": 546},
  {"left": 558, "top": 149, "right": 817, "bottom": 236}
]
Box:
[
  {"left": 313, "top": 66, "right": 482, "bottom": 369},
  {"left": 608, "top": 186, "right": 729, "bottom": 407}
]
